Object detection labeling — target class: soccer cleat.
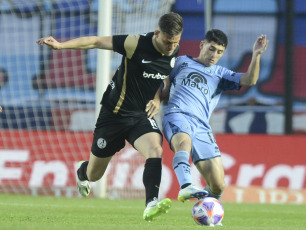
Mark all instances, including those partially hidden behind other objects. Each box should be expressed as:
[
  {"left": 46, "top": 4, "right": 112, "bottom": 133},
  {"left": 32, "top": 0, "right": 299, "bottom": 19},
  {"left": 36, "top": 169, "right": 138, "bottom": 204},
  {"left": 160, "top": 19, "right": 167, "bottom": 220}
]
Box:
[
  {"left": 215, "top": 222, "right": 223, "bottom": 226},
  {"left": 177, "top": 185, "right": 208, "bottom": 202},
  {"left": 143, "top": 198, "right": 172, "bottom": 222},
  {"left": 76, "top": 161, "right": 91, "bottom": 197}
]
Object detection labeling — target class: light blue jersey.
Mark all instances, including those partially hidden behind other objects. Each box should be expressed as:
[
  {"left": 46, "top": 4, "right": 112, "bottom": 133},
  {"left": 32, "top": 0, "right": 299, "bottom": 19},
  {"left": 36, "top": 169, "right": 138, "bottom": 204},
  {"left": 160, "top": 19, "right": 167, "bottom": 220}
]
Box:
[
  {"left": 165, "top": 55, "right": 242, "bottom": 131},
  {"left": 163, "top": 55, "right": 242, "bottom": 163}
]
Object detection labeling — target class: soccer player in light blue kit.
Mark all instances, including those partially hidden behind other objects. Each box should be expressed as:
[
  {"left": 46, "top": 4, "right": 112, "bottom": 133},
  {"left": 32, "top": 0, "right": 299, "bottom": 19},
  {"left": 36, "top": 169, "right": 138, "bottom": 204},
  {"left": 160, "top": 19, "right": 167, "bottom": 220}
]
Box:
[{"left": 162, "top": 29, "right": 269, "bottom": 204}]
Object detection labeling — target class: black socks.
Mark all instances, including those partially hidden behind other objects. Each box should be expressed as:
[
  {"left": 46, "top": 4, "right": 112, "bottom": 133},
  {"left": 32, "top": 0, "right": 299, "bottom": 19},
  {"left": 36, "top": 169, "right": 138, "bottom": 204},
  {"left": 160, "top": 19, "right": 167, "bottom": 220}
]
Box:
[
  {"left": 77, "top": 158, "right": 163, "bottom": 205},
  {"left": 77, "top": 161, "right": 89, "bottom": 181},
  {"left": 143, "top": 158, "right": 162, "bottom": 205}
]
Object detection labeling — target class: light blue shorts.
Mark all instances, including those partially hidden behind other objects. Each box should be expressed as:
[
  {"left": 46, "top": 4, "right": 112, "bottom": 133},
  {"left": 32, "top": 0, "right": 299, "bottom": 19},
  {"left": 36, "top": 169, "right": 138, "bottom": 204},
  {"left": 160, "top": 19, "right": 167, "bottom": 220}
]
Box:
[{"left": 162, "top": 112, "right": 221, "bottom": 164}]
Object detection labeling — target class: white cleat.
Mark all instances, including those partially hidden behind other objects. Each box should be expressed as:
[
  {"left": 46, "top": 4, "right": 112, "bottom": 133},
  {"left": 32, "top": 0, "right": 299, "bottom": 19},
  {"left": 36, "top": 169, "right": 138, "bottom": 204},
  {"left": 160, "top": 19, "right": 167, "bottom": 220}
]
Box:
[
  {"left": 177, "top": 185, "right": 208, "bottom": 202},
  {"left": 76, "top": 161, "right": 91, "bottom": 197}
]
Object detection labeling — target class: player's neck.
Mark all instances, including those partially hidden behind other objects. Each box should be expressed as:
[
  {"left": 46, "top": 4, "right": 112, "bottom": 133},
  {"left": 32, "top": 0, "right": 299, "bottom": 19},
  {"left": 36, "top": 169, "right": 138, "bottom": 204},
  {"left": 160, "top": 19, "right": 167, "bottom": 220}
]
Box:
[
  {"left": 194, "top": 57, "right": 202, "bottom": 64},
  {"left": 152, "top": 36, "right": 164, "bottom": 55},
  {"left": 194, "top": 57, "right": 209, "bottom": 67}
]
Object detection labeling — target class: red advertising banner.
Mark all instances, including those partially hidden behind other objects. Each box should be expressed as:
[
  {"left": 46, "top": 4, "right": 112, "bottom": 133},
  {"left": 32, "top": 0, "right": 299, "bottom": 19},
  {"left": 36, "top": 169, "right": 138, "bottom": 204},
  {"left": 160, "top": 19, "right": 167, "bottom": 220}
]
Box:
[{"left": 0, "top": 131, "right": 305, "bottom": 203}]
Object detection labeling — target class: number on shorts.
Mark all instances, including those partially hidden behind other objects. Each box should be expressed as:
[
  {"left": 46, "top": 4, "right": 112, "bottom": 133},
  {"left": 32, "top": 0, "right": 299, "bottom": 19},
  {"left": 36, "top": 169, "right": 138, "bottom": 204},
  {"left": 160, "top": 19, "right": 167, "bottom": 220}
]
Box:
[{"left": 148, "top": 118, "right": 158, "bottom": 129}]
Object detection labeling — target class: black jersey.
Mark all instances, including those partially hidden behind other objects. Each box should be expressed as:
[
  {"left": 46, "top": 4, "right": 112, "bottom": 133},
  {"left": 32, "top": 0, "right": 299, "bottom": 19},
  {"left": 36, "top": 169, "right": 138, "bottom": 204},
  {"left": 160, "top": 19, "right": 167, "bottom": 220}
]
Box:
[{"left": 101, "top": 32, "right": 179, "bottom": 117}]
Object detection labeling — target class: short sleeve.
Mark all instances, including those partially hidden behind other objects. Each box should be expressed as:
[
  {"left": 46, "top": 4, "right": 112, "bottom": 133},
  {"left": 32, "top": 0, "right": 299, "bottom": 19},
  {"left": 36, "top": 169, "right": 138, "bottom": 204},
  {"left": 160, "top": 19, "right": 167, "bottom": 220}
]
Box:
[
  {"left": 170, "top": 56, "right": 185, "bottom": 82},
  {"left": 218, "top": 70, "right": 243, "bottom": 91},
  {"left": 112, "top": 35, "right": 128, "bottom": 56}
]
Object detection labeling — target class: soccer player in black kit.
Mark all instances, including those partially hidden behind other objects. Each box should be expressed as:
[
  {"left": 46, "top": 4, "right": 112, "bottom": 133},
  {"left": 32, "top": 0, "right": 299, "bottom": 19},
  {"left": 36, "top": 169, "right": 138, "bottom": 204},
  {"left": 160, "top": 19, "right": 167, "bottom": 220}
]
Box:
[{"left": 37, "top": 12, "right": 183, "bottom": 221}]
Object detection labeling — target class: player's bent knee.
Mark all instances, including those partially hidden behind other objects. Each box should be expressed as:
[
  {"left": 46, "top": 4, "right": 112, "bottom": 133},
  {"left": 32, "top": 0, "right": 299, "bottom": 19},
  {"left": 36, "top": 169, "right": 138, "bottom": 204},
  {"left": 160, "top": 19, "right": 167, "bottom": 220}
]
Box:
[
  {"left": 210, "top": 182, "right": 226, "bottom": 195},
  {"left": 147, "top": 145, "right": 163, "bottom": 158}
]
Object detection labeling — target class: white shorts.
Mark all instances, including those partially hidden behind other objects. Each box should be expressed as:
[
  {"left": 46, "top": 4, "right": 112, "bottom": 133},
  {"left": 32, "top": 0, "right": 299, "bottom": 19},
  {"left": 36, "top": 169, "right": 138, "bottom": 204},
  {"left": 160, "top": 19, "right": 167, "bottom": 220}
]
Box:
[{"left": 162, "top": 112, "right": 221, "bottom": 164}]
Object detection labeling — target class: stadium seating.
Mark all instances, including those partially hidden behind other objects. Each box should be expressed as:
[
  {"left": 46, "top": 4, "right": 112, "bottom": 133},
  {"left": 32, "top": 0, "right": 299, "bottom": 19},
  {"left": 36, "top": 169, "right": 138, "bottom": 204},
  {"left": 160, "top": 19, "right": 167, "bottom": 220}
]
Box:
[{"left": 32, "top": 49, "right": 96, "bottom": 90}]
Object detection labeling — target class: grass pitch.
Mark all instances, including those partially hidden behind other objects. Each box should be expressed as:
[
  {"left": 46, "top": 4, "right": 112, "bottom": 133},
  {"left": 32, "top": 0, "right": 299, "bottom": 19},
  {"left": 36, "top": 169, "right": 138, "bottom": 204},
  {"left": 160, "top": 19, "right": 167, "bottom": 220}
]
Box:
[{"left": 0, "top": 194, "right": 305, "bottom": 230}]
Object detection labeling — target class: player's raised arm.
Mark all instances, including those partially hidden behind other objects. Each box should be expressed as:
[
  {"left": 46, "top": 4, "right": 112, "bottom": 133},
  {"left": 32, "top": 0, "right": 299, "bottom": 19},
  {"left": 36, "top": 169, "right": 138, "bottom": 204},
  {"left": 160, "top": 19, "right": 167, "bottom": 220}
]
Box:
[
  {"left": 36, "top": 36, "right": 113, "bottom": 50},
  {"left": 239, "top": 34, "right": 269, "bottom": 86}
]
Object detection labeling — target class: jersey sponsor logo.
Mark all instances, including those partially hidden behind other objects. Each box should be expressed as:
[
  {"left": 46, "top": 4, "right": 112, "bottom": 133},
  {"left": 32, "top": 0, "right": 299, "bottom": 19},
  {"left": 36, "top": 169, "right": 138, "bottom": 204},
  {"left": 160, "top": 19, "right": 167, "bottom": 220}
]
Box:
[
  {"left": 143, "top": 71, "right": 168, "bottom": 80},
  {"left": 181, "top": 72, "right": 209, "bottom": 94},
  {"left": 142, "top": 59, "right": 152, "bottom": 63},
  {"left": 97, "top": 138, "right": 107, "bottom": 149},
  {"left": 187, "top": 72, "right": 207, "bottom": 84}
]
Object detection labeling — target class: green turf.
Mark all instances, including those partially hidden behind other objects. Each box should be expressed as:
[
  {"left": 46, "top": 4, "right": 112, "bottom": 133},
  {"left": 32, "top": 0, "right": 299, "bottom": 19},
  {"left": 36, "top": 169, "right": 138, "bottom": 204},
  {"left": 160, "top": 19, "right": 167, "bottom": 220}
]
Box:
[{"left": 0, "top": 194, "right": 305, "bottom": 230}]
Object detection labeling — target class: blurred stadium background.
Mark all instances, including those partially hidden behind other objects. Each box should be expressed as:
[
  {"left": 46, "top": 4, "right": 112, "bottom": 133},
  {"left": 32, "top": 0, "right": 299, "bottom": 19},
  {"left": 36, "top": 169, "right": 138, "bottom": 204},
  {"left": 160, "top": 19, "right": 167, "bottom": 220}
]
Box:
[{"left": 0, "top": 0, "right": 305, "bottom": 204}]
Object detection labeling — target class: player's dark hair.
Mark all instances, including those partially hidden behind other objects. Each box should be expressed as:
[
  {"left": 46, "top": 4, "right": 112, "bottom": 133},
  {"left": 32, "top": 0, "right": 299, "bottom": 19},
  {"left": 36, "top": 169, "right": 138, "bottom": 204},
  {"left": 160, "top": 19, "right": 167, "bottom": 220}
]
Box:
[
  {"left": 158, "top": 12, "right": 183, "bottom": 36},
  {"left": 204, "top": 29, "right": 228, "bottom": 48}
]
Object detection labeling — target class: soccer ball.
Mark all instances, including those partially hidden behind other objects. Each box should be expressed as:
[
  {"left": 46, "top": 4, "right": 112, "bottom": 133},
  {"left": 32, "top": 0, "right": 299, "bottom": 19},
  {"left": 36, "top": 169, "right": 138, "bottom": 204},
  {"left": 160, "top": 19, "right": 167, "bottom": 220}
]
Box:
[{"left": 191, "top": 197, "right": 224, "bottom": 226}]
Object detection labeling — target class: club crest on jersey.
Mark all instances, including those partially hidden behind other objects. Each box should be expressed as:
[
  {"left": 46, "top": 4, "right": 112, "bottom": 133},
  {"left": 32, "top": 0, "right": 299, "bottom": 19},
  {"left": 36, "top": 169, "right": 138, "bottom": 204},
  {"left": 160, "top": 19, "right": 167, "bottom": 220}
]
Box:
[
  {"left": 182, "top": 72, "right": 209, "bottom": 95},
  {"left": 109, "top": 80, "right": 115, "bottom": 89},
  {"left": 170, "top": 57, "right": 176, "bottom": 68},
  {"left": 97, "top": 138, "right": 107, "bottom": 149}
]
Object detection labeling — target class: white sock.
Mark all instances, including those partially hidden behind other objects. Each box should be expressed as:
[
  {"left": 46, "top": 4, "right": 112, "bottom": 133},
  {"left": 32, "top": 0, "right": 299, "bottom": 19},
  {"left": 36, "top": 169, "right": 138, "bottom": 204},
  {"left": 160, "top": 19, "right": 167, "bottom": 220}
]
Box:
[{"left": 173, "top": 151, "right": 192, "bottom": 188}]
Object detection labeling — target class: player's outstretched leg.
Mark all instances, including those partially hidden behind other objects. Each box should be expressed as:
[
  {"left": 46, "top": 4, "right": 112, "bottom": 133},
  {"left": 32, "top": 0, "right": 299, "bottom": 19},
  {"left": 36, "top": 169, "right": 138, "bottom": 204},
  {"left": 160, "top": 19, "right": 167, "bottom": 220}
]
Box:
[
  {"left": 76, "top": 161, "right": 91, "bottom": 197},
  {"left": 178, "top": 185, "right": 208, "bottom": 202},
  {"left": 143, "top": 198, "right": 172, "bottom": 222}
]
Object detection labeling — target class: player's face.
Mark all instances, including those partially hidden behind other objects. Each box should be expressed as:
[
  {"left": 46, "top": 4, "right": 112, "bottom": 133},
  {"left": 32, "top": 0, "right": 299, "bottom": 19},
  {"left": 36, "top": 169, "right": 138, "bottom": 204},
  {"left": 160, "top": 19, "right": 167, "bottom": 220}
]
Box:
[
  {"left": 154, "top": 30, "right": 181, "bottom": 56},
  {"left": 199, "top": 41, "right": 225, "bottom": 66}
]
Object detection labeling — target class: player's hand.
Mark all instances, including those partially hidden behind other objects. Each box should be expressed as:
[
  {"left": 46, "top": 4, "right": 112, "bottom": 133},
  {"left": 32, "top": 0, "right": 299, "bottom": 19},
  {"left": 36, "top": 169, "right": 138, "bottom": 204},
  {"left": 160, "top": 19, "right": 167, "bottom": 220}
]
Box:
[
  {"left": 36, "top": 36, "right": 62, "bottom": 50},
  {"left": 0, "top": 106, "right": 2, "bottom": 112},
  {"left": 253, "top": 34, "right": 269, "bottom": 56},
  {"left": 145, "top": 99, "right": 160, "bottom": 118}
]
